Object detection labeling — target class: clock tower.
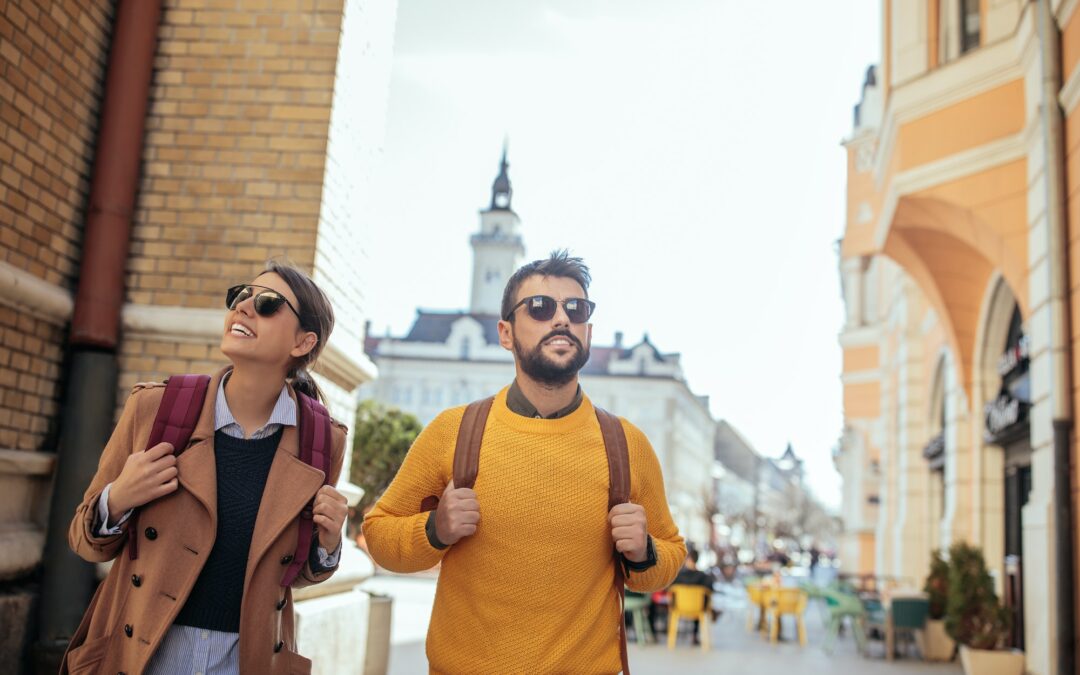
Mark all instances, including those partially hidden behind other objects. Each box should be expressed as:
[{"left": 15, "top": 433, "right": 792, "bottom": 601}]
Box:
[{"left": 470, "top": 144, "right": 525, "bottom": 315}]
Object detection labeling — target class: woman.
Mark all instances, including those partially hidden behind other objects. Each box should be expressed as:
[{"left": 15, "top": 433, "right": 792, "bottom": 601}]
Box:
[{"left": 62, "top": 261, "right": 349, "bottom": 675}]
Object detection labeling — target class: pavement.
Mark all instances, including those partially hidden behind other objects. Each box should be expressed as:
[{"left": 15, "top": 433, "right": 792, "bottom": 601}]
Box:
[{"left": 358, "top": 574, "right": 964, "bottom": 675}]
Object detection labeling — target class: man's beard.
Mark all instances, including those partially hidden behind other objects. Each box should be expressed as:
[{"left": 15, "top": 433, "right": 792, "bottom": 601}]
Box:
[{"left": 513, "top": 330, "right": 590, "bottom": 387}]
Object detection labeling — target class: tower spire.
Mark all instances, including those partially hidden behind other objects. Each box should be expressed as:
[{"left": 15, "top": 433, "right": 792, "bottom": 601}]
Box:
[{"left": 490, "top": 138, "right": 512, "bottom": 210}]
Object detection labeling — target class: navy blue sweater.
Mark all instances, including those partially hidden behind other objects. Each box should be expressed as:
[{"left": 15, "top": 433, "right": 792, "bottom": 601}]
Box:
[{"left": 174, "top": 428, "right": 282, "bottom": 632}]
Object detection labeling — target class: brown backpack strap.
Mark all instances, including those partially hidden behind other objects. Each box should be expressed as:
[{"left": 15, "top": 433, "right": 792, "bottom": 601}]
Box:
[
  {"left": 595, "top": 406, "right": 631, "bottom": 675},
  {"left": 421, "top": 396, "right": 494, "bottom": 512},
  {"left": 452, "top": 396, "right": 494, "bottom": 489}
]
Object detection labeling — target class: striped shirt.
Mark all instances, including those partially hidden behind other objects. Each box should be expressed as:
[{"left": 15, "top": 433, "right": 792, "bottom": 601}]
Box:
[{"left": 96, "top": 374, "right": 340, "bottom": 674}]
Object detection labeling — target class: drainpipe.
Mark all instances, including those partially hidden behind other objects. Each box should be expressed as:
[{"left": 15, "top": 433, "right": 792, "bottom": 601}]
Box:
[
  {"left": 1034, "top": 1, "right": 1075, "bottom": 673},
  {"left": 33, "top": 1, "right": 162, "bottom": 671}
]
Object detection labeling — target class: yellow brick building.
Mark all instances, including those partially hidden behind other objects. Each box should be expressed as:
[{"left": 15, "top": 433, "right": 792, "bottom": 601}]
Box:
[
  {"left": 0, "top": 1, "right": 395, "bottom": 671},
  {"left": 836, "top": 1, "right": 1080, "bottom": 671}
]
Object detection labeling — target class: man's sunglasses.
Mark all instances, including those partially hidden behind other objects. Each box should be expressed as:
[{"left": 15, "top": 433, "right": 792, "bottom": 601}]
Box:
[
  {"left": 504, "top": 295, "right": 596, "bottom": 323},
  {"left": 225, "top": 284, "right": 302, "bottom": 319}
]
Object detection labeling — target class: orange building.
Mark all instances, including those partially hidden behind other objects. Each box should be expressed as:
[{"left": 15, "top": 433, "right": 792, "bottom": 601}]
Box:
[{"left": 836, "top": 1, "right": 1080, "bottom": 672}]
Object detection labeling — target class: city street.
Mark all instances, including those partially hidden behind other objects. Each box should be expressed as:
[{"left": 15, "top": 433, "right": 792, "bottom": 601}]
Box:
[{"left": 359, "top": 575, "right": 963, "bottom": 675}]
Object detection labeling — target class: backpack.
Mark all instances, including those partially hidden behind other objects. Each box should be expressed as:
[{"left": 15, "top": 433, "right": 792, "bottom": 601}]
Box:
[
  {"left": 423, "top": 396, "right": 634, "bottom": 675},
  {"left": 125, "top": 374, "right": 333, "bottom": 588}
]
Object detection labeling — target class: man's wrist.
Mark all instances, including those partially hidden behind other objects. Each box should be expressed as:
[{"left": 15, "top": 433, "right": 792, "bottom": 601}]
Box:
[
  {"left": 425, "top": 511, "right": 448, "bottom": 550},
  {"left": 622, "top": 535, "right": 657, "bottom": 572}
]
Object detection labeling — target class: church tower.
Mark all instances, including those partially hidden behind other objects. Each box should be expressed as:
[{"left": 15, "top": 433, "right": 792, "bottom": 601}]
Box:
[{"left": 470, "top": 144, "right": 525, "bottom": 315}]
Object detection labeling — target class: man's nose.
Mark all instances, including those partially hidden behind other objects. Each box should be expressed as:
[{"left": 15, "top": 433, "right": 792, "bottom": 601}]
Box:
[{"left": 550, "top": 301, "right": 571, "bottom": 328}]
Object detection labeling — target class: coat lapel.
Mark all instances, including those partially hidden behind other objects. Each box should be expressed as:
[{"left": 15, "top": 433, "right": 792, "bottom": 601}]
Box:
[
  {"left": 174, "top": 367, "right": 229, "bottom": 520},
  {"left": 246, "top": 421, "right": 324, "bottom": 574},
  {"left": 245, "top": 390, "right": 326, "bottom": 577}
]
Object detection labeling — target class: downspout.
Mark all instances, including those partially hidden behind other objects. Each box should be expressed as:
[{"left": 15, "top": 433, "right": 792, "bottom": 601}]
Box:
[
  {"left": 1034, "top": 1, "right": 1076, "bottom": 673},
  {"left": 34, "top": 0, "right": 162, "bottom": 670}
]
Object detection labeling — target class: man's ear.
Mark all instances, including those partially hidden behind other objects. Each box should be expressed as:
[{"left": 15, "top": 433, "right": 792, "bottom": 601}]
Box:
[
  {"left": 497, "top": 319, "right": 514, "bottom": 352},
  {"left": 291, "top": 331, "right": 318, "bottom": 359}
]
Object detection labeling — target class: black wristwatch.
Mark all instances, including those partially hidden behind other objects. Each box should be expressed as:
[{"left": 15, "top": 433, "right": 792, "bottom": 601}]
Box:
[{"left": 621, "top": 535, "right": 657, "bottom": 573}]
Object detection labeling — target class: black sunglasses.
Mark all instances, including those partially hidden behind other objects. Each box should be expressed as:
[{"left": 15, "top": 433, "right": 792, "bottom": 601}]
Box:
[
  {"left": 504, "top": 295, "right": 596, "bottom": 323},
  {"left": 225, "top": 284, "right": 302, "bottom": 319}
]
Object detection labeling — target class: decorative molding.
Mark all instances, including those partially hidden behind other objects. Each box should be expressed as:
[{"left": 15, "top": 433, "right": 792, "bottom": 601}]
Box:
[
  {"left": 873, "top": 129, "right": 1029, "bottom": 250},
  {"left": 314, "top": 340, "right": 377, "bottom": 391},
  {"left": 873, "top": 37, "right": 1027, "bottom": 189},
  {"left": 842, "top": 370, "right": 882, "bottom": 385},
  {"left": 1060, "top": 53, "right": 1080, "bottom": 114},
  {"left": 839, "top": 325, "right": 882, "bottom": 348},
  {"left": 0, "top": 449, "right": 56, "bottom": 476},
  {"left": 1059, "top": 0, "right": 1079, "bottom": 28},
  {"left": 122, "top": 303, "right": 376, "bottom": 391},
  {"left": 0, "top": 450, "right": 53, "bottom": 579},
  {"left": 122, "top": 303, "right": 224, "bottom": 341},
  {"left": 0, "top": 261, "right": 73, "bottom": 325},
  {"left": 0, "top": 525, "right": 45, "bottom": 581}
]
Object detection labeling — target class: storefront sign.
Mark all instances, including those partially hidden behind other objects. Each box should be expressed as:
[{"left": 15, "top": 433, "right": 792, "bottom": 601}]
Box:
[
  {"left": 985, "top": 392, "right": 1030, "bottom": 443},
  {"left": 997, "top": 335, "right": 1029, "bottom": 378}
]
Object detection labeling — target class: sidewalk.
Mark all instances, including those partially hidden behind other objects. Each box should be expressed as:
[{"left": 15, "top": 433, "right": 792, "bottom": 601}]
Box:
[{"left": 359, "top": 575, "right": 963, "bottom": 675}]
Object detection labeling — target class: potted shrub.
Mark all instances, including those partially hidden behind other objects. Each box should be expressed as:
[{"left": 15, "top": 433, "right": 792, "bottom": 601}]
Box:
[
  {"left": 921, "top": 549, "right": 956, "bottom": 661},
  {"left": 944, "top": 542, "right": 1023, "bottom": 675}
]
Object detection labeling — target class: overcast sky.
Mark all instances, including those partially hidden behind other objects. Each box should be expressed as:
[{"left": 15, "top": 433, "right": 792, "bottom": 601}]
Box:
[{"left": 362, "top": 0, "right": 882, "bottom": 508}]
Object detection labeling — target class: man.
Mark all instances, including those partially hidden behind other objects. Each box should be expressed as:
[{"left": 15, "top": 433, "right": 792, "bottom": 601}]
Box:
[{"left": 363, "top": 251, "right": 686, "bottom": 674}]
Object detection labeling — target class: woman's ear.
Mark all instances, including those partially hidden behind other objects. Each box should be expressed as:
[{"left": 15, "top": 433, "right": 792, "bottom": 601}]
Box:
[{"left": 291, "top": 331, "right": 318, "bottom": 359}]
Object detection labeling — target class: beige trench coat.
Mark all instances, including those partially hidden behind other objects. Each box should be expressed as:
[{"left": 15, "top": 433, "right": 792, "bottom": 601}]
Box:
[{"left": 61, "top": 367, "right": 347, "bottom": 675}]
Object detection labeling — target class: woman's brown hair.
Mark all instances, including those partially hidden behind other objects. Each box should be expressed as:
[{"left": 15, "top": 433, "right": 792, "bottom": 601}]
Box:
[{"left": 263, "top": 260, "right": 335, "bottom": 403}]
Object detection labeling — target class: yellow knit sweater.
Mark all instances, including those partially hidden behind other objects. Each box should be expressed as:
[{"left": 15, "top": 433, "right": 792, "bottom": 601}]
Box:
[{"left": 363, "top": 388, "right": 686, "bottom": 674}]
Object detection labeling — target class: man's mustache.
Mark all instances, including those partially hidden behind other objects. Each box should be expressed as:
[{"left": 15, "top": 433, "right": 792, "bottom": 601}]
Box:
[{"left": 540, "top": 330, "right": 583, "bottom": 349}]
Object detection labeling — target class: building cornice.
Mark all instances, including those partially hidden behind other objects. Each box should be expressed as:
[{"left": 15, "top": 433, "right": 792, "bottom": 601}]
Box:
[
  {"left": 873, "top": 127, "right": 1030, "bottom": 250},
  {"left": 1061, "top": 48, "right": 1080, "bottom": 114},
  {"left": 0, "top": 261, "right": 74, "bottom": 325},
  {"left": 1060, "top": 0, "right": 1079, "bottom": 28},
  {"left": 839, "top": 325, "right": 882, "bottom": 348},
  {"left": 841, "top": 370, "right": 882, "bottom": 385},
  {"left": 872, "top": 33, "right": 1027, "bottom": 190}
]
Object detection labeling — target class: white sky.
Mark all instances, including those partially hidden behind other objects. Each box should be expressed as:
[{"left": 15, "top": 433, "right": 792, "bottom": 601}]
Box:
[{"left": 363, "top": 0, "right": 883, "bottom": 509}]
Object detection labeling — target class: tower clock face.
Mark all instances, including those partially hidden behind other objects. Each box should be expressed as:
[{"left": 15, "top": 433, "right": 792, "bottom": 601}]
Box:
[{"left": 495, "top": 193, "right": 509, "bottom": 208}]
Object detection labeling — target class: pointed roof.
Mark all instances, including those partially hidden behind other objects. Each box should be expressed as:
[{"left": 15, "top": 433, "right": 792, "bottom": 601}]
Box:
[{"left": 489, "top": 141, "right": 512, "bottom": 211}]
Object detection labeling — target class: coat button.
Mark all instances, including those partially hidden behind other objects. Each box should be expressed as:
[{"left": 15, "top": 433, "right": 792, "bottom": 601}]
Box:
[
  {"left": 144, "top": 527, "right": 158, "bottom": 540},
  {"left": 276, "top": 598, "right": 287, "bottom": 611},
  {"left": 274, "top": 640, "right": 284, "bottom": 653},
  {"left": 131, "top": 574, "right": 142, "bottom": 587},
  {"left": 124, "top": 624, "right": 133, "bottom": 637},
  {"left": 280, "top": 554, "right": 293, "bottom": 565}
]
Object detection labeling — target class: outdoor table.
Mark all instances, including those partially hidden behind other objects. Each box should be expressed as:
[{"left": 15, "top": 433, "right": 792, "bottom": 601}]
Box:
[{"left": 880, "top": 590, "right": 927, "bottom": 661}]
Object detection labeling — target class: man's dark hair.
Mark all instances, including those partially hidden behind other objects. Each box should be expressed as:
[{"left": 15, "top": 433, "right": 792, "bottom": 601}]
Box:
[
  {"left": 686, "top": 546, "right": 699, "bottom": 565},
  {"left": 501, "top": 250, "right": 592, "bottom": 321}
]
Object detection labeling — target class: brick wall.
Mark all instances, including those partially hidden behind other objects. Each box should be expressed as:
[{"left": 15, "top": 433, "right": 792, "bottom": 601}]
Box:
[
  {"left": 0, "top": 0, "right": 113, "bottom": 452},
  {"left": 127, "top": 0, "right": 346, "bottom": 311},
  {"left": 117, "top": 0, "right": 351, "bottom": 403}
]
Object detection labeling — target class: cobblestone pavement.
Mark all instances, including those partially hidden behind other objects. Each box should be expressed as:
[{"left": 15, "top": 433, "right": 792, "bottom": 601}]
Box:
[{"left": 359, "top": 575, "right": 964, "bottom": 675}]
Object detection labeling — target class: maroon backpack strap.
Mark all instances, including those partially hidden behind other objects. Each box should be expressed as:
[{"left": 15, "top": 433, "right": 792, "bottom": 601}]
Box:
[
  {"left": 419, "top": 396, "right": 494, "bottom": 511},
  {"left": 280, "top": 392, "right": 333, "bottom": 587},
  {"left": 595, "top": 406, "right": 632, "bottom": 675},
  {"left": 128, "top": 374, "right": 211, "bottom": 561}
]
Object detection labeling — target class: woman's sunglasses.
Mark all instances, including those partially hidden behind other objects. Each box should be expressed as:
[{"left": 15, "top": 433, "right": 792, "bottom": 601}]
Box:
[
  {"left": 503, "top": 295, "right": 596, "bottom": 324},
  {"left": 225, "top": 284, "right": 302, "bottom": 319}
]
